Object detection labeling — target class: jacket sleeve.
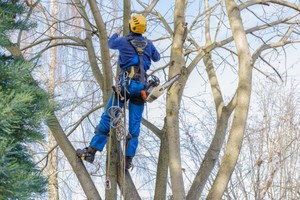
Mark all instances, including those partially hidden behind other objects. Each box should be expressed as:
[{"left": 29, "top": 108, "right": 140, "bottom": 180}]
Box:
[
  {"left": 108, "top": 33, "right": 121, "bottom": 49},
  {"left": 150, "top": 41, "right": 160, "bottom": 62}
]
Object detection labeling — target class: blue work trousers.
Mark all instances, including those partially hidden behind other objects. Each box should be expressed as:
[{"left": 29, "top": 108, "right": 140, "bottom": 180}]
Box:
[{"left": 90, "top": 79, "right": 145, "bottom": 157}]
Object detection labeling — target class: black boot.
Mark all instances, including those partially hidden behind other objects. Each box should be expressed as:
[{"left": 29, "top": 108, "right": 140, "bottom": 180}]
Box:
[
  {"left": 76, "top": 147, "right": 96, "bottom": 163},
  {"left": 125, "top": 156, "right": 133, "bottom": 170}
]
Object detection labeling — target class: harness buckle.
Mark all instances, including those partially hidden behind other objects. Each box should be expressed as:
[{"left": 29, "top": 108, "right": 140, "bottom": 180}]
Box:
[
  {"left": 124, "top": 66, "right": 142, "bottom": 81},
  {"left": 128, "top": 66, "right": 135, "bottom": 78}
]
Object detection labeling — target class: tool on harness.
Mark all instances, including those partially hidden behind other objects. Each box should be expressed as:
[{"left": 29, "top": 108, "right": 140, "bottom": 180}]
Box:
[
  {"left": 142, "top": 73, "right": 181, "bottom": 103},
  {"left": 128, "top": 36, "right": 148, "bottom": 84},
  {"left": 125, "top": 66, "right": 142, "bottom": 81},
  {"left": 112, "top": 85, "right": 125, "bottom": 101}
]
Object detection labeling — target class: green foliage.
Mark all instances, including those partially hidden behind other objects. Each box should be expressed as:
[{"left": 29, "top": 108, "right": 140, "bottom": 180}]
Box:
[
  {"left": 0, "top": 57, "right": 50, "bottom": 200},
  {"left": 1, "top": 58, "right": 49, "bottom": 134},
  {"left": 0, "top": 1, "right": 36, "bottom": 47},
  {"left": 0, "top": 139, "right": 47, "bottom": 200},
  {"left": 0, "top": 1, "right": 50, "bottom": 200},
  {"left": 0, "top": 1, "right": 36, "bottom": 31}
]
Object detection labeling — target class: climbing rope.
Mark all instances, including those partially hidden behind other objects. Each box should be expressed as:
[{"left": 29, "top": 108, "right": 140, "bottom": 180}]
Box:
[
  {"left": 120, "top": 73, "right": 128, "bottom": 199},
  {"left": 105, "top": 72, "right": 129, "bottom": 199},
  {"left": 108, "top": 106, "right": 127, "bottom": 141}
]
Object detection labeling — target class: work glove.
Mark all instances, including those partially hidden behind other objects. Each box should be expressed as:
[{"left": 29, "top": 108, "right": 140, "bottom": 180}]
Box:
[{"left": 114, "top": 27, "right": 122, "bottom": 35}]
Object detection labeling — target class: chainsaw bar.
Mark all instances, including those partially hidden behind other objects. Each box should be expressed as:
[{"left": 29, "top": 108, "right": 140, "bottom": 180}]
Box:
[{"left": 161, "top": 73, "right": 181, "bottom": 90}]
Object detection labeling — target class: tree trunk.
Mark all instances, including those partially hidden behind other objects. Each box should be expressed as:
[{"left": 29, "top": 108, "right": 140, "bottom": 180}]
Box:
[
  {"left": 167, "top": 0, "right": 186, "bottom": 199},
  {"left": 187, "top": 2, "right": 236, "bottom": 195},
  {"left": 106, "top": 132, "right": 118, "bottom": 199},
  {"left": 47, "top": 113, "right": 102, "bottom": 200},
  {"left": 186, "top": 109, "right": 231, "bottom": 200},
  {"left": 73, "top": 0, "right": 105, "bottom": 93},
  {"left": 123, "top": 0, "right": 131, "bottom": 36},
  {"left": 48, "top": 1, "right": 59, "bottom": 198},
  {"left": 87, "top": 0, "right": 113, "bottom": 102},
  {"left": 207, "top": 0, "right": 253, "bottom": 199},
  {"left": 117, "top": 169, "right": 141, "bottom": 200},
  {"left": 154, "top": 132, "right": 169, "bottom": 200},
  {"left": 48, "top": 129, "right": 59, "bottom": 200}
]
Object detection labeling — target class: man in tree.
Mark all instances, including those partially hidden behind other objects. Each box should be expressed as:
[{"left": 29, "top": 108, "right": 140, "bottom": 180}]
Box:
[{"left": 77, "top": 14, "right": 160, "bottom": 169}]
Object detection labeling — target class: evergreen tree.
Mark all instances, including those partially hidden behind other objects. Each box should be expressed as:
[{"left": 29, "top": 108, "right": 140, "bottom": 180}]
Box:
[{"left": 0, "top": 1, "right": 49, "bottom": 199}]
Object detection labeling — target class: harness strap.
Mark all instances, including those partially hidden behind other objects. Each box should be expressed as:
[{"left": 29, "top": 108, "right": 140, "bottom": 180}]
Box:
[
  {"left": 138, "top": 53, "right": 146, "bottom": 84},
  {"left": 128, "top": 36, "right": 148, "bottom": 84}
]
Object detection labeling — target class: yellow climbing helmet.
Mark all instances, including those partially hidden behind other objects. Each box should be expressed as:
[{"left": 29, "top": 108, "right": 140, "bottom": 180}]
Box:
[{"left": 129, "top": 14, "right": 147, "bottom": 34}]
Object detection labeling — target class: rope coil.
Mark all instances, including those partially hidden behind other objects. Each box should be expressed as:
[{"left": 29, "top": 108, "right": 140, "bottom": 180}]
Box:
[{"left": 108, "top": 106, "right": 127, "bottom": 141}]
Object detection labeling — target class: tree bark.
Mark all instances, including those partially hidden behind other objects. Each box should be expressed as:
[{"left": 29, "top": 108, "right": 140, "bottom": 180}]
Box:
[
  {"left": 47, "top": 113, "right": 102, "bottom": 200},
  {"left": 117, "top": 169, "right": 141, "bottom": 200},
  {"left": 154, "top": 131, "right": 169, "bottom": 200},
  {"left": 48, "top": 1, "right": 59, "bottom": 198},
  {"left": 73, "top": 0, "right": 105, "bottom": 92},
  {"left": 123, "top": 0, "right": 131, "bottom": 36},
  {"left": 48, "top": 129, "right": 59, "bottom": 200},
  {"left": 87, "top": 0, "right": 113, "bottom": 103},
  {"left": 167, "top": 0, "right": 187, "bottom": 199},
  {"left": 207, "top": 0, "right": 253, "bottom": 199},
  {"left": 187, "top": 1, "right": 235, "bottom": 197}
]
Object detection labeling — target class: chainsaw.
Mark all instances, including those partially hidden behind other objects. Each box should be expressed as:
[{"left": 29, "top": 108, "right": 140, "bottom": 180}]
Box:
[{"left": 141, "top": 73, "right": 181, "bottom": 103}]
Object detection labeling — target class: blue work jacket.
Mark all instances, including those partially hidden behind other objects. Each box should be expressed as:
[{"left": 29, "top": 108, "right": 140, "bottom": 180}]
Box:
[{"left": 108, "top": 32, "right": 160, "bottom": 71}]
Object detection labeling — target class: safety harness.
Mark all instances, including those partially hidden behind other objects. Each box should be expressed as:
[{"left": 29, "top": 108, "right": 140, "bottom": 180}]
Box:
[{"left": 127, "top": 35, "right": 148, "bottom": 84}]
